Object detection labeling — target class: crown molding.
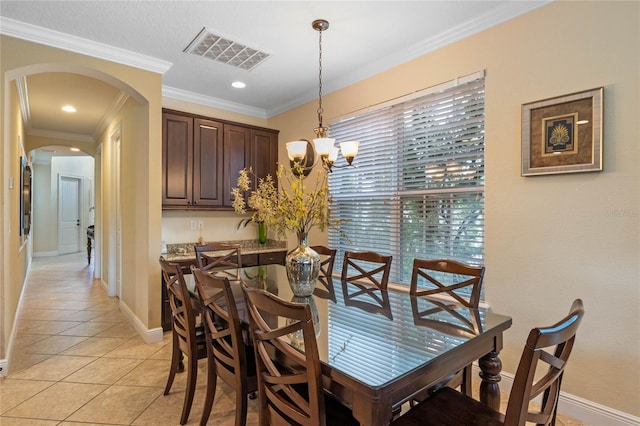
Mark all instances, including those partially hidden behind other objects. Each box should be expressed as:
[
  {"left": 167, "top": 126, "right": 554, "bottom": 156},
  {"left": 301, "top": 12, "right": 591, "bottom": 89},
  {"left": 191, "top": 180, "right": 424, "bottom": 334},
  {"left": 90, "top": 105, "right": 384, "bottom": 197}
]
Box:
[
  {"left": 0, "top": 17, "right": 173, "bottom": 75},
  {"left": 93, "top": 91, "right": 130, "bottom": 141},
  {"left": 162, "top": 86, "right": 268, "bottom": 119},
  {"left": 404, "top": 1, "right": 552, "bottom": 62}
]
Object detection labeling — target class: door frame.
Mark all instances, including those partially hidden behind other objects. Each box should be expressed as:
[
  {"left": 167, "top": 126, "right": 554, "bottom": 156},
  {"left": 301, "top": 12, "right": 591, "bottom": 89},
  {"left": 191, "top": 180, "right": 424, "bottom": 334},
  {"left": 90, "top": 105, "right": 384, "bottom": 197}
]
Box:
[{"left": 107, "top": 124, "right": 122, "bottom": 298}]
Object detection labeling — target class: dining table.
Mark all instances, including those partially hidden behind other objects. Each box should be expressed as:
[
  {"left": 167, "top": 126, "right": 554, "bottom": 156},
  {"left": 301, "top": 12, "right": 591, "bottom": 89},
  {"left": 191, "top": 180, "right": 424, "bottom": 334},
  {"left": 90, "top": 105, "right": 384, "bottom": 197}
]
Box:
[{"left": 187, "top": 264, "right": 512, "bottom": 426}]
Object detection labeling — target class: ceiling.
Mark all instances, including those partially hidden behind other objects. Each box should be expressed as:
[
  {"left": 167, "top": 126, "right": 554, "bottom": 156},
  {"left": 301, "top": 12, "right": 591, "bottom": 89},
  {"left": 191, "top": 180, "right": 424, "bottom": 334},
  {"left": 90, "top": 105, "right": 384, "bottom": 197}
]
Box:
[{"left": 0, "top": 1, "right": 548, "bottom": 149}]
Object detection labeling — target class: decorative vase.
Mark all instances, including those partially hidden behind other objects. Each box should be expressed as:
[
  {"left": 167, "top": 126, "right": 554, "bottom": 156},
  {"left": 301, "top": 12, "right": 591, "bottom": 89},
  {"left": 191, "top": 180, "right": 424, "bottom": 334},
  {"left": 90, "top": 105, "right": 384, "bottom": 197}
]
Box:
[
  {"left": 285, "top": 232, "right": 320, "bottom": 297},
  {"left": 258, "top": 222, "right": 267, "bottom": 244}
]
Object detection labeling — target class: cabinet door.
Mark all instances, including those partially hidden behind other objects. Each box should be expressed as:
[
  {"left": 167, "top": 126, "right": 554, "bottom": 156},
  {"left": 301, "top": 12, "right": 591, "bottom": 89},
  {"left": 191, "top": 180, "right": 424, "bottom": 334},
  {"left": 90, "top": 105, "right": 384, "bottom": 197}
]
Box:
[
  {"left": 223, "top": 124, "right": 250, "bottom": 207},
  {"left": 250, "top": 129, "right": 279, "bottom": 189},
  {"left": 162, "top": 113, "right": 193, "bottom": 207},
  {"left": 193, "top": 118, "right": 223, "bottom": 207}
]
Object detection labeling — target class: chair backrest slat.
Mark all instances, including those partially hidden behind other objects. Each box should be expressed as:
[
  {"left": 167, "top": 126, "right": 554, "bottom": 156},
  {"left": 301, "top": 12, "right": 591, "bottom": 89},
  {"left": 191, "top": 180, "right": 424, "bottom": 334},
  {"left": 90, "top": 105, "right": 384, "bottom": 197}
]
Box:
[
  {"left": 410, "top": 258, "right": 485, "bottom": 308},
  {"left": 504, "top": 299, "right": 585, "bottom": 426},
  {"left": 194, "top": 243, "right": 242, "bottom": 271},
  {"left": 341, "top": 250, "right": 392, "bottom": 290}
]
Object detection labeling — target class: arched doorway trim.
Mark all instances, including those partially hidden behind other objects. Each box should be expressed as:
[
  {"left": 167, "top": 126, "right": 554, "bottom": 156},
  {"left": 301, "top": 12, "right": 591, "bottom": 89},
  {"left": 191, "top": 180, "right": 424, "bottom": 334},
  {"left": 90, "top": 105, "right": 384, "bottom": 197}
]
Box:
[{"left": 6, "top": 63, "right": 146, "bottom": 105}]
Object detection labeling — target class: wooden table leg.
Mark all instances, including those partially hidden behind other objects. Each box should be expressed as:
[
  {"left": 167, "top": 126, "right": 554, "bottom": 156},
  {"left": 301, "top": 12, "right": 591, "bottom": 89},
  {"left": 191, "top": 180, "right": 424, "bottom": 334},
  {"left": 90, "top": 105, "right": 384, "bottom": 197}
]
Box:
[
  {"left": 87, "top": 236, "right": 92, "bottom": 264},
  {"left": 479, "top": 350, "right": 502, "bottom": 410},
  {"left": 351, "top": 394, "right": 393, "bottom": 426}
]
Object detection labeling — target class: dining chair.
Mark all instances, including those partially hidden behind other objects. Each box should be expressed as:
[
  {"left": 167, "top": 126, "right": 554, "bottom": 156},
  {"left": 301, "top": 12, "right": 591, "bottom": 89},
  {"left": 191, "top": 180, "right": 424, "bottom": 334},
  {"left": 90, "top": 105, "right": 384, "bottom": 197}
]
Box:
[
  {"left": 310, "top": 245, "right": 337, "bottom": 301},
  {"left": 158, "top": 257, "right": 208, "bottom": 425},
  {"left": 393, "top": 299, "right": 585, "bottom": 426},
  {"left": 410, "top": 258, "right": 485, "bottom": 396},
  {"left": 192, "top": 267, "right": 257, "bottom": 426},
  {"left": 410, "top": 258, "right": 485, "bottom": 308},
  {"left": 242, "top": 285, "right": 359, "bottom": 426},
  {"left": 341, "top": 250, "right": 392, "bottom": 290},
  {"left": 194, "top": 242, "right": 242, "bottom": 271}
]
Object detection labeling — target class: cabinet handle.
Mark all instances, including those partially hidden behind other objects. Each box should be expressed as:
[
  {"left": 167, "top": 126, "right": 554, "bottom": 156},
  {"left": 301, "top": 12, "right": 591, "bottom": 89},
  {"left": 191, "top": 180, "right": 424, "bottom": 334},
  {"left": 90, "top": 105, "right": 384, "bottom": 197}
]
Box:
[{"left": 194, "top": 200, "right": 198, "bottom": 205}]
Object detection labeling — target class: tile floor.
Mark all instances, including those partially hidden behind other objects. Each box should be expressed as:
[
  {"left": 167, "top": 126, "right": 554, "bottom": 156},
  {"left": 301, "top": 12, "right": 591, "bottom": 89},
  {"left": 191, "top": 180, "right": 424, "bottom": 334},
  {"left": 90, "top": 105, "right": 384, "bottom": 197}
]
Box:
[
  {"left": 1, "top": 252, "right": 255, "bottom": 425},
  {"left": 0, "top": 252, "right": 587, "bottom": 425}
]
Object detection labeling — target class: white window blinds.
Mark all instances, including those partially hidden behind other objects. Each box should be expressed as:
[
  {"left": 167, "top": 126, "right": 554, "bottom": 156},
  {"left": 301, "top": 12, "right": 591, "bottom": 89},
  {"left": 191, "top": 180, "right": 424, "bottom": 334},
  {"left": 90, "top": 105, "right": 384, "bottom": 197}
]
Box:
[{"left": 328, "top": 72, "right": 485, "bottom": 285}]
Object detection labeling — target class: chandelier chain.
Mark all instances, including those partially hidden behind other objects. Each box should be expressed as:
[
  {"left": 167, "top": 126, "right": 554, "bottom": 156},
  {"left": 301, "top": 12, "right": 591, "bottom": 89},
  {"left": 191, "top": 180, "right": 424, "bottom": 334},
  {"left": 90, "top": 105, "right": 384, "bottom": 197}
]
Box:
[{"left": 317, "top": 26, "right": 324, "bottom": 127}]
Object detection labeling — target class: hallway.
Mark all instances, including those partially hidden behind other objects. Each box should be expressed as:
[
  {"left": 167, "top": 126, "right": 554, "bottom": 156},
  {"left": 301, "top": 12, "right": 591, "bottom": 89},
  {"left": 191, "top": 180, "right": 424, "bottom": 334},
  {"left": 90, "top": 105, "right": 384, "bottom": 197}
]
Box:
[{"left": 0, "top": 252, "right": 257, "bottom": 425}]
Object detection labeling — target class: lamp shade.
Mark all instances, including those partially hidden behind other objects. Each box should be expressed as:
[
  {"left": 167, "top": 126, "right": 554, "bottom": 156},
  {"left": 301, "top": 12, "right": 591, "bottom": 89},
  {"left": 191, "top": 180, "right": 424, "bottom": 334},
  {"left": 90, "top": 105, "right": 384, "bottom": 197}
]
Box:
[
  {"left": 313, "top": 137, "right": 336, "bottom": 156},
  {"left": 328, "top": 146, "right": 339, "bottom": 162},
  {"left": 339, "top": 141, "right": 360, "bottom": 163},
  {"left": 286, "top": 140, "right": 309, "bottom": 161}
]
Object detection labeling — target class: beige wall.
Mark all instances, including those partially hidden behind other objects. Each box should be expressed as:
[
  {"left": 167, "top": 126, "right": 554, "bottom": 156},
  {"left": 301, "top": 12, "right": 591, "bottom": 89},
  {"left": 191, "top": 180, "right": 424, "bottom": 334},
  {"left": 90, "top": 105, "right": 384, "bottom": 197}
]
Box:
[
  {"left": 94, "top": 96, "right": 160, "bottom": 330},
  {"left": 0, "top": 78, "right": 31, "bottom": 362},
  {"left": 269, "top": 1, "right": 639, "bottom": 416},
  {"left": 31, "top": 162, "right": 53, "bottom": 253}
]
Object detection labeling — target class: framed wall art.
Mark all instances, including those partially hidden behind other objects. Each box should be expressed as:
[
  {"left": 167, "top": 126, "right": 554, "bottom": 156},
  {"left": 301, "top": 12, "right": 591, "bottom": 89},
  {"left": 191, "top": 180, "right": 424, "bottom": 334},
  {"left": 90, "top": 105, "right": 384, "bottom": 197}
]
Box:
[{"left": 521, "top": 87, "right": 603, "bottom": 176}]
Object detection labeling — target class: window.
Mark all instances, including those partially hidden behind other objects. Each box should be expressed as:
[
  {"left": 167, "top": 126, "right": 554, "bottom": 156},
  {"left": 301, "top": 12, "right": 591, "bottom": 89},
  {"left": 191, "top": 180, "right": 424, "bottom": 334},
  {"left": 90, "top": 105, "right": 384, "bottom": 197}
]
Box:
[{"left": 328, "top": 72, "right": 485, "bottom": 285}]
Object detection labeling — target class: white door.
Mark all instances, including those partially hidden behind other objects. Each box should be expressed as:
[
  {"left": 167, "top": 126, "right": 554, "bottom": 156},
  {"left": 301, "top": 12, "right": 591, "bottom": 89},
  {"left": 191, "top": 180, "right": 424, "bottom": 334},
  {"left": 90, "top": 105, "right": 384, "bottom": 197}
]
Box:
[{"left": 59, "top": 175, "right": 82, "bottom": 254}]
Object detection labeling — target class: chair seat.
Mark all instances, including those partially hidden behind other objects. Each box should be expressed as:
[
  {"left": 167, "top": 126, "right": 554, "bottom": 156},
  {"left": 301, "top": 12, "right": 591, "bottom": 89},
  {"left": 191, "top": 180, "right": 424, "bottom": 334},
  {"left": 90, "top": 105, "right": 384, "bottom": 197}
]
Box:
[{"left": 394, "top": 387, "right": 503, "bottom": 426}]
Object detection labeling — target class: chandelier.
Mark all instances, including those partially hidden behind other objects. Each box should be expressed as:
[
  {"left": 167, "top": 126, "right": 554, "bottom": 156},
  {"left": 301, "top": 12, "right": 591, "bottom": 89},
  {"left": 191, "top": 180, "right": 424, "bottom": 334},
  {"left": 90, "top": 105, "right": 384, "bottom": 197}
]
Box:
[{"left": 286, "top": 19, "right": 359, "bottom": 173}]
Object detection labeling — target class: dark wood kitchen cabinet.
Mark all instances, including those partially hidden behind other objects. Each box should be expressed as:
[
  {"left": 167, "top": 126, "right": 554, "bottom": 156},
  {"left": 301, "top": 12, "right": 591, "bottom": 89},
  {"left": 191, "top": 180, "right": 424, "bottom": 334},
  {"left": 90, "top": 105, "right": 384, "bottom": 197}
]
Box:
[
  {"left": 223, "top": 124, "right": 250, "bottom": 207},
  {"left": 162, "top": 109, "right": 278, "bottom": 210},
  {"left": 162, "top": 113, "right": 223, "bottom": 208},
  {"left": 223, "top": 124, "right": 279, "bottom": 207}
]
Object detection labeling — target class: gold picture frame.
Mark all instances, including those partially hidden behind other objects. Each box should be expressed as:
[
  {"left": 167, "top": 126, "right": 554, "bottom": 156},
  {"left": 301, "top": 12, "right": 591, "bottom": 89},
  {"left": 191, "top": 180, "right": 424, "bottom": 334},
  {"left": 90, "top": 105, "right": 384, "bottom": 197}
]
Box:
[{"left": 521, "top": 87, "right": 603, "bottom": 176}]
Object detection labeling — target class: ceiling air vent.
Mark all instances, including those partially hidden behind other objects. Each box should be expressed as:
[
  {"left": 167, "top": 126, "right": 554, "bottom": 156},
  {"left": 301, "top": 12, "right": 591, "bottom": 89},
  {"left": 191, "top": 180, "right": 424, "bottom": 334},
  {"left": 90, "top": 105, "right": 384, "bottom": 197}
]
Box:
[{"left": 184, "top": 28, "right": 270, "bottom": 71}]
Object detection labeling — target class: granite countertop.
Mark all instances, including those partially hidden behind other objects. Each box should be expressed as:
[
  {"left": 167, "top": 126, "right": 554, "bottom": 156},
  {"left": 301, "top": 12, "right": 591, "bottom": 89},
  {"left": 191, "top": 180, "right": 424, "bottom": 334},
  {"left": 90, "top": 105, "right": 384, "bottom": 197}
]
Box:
[{"left": 162, "top": 239, "right": 287, "bottom": 262}]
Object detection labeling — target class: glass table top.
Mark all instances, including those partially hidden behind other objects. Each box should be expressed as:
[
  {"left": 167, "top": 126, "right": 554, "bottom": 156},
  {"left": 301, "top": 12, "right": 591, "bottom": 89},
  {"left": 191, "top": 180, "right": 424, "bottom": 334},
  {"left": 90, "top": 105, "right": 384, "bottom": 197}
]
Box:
[{"left": 190, "top": 264, "right": 511, "bottom": 390}]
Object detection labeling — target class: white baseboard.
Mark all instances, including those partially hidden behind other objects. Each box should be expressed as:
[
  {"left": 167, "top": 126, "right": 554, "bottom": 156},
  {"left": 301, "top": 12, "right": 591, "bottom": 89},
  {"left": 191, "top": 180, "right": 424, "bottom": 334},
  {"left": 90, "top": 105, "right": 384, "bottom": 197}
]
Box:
[
  {"left": 0, "top": 358, "right": 7, "bottom": 377},
  {"left": 118, "top": 300, "right": 164, "bottom": 344},
  {"left": 2, "top": 267, "right": 31, "bottom": 378},
  {"left": 472, "top": 365, "right": 640, "bottom": 425},
  {"left": 32, "top": 250, "right": 59, "bottom": 257}
]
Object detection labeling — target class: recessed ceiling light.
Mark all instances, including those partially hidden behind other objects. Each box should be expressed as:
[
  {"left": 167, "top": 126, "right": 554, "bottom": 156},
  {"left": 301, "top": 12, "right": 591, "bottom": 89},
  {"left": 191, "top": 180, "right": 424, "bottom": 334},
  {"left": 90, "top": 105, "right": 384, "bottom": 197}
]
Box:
[
  {"left": 70, "top": 148, "right": 80, "bottom": 152},
  {"left": 232, "top": 81, "right": 246, "bottom": 89},
  {"left": 62, "top": 105, "right": 76, "bottom": 113}
]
